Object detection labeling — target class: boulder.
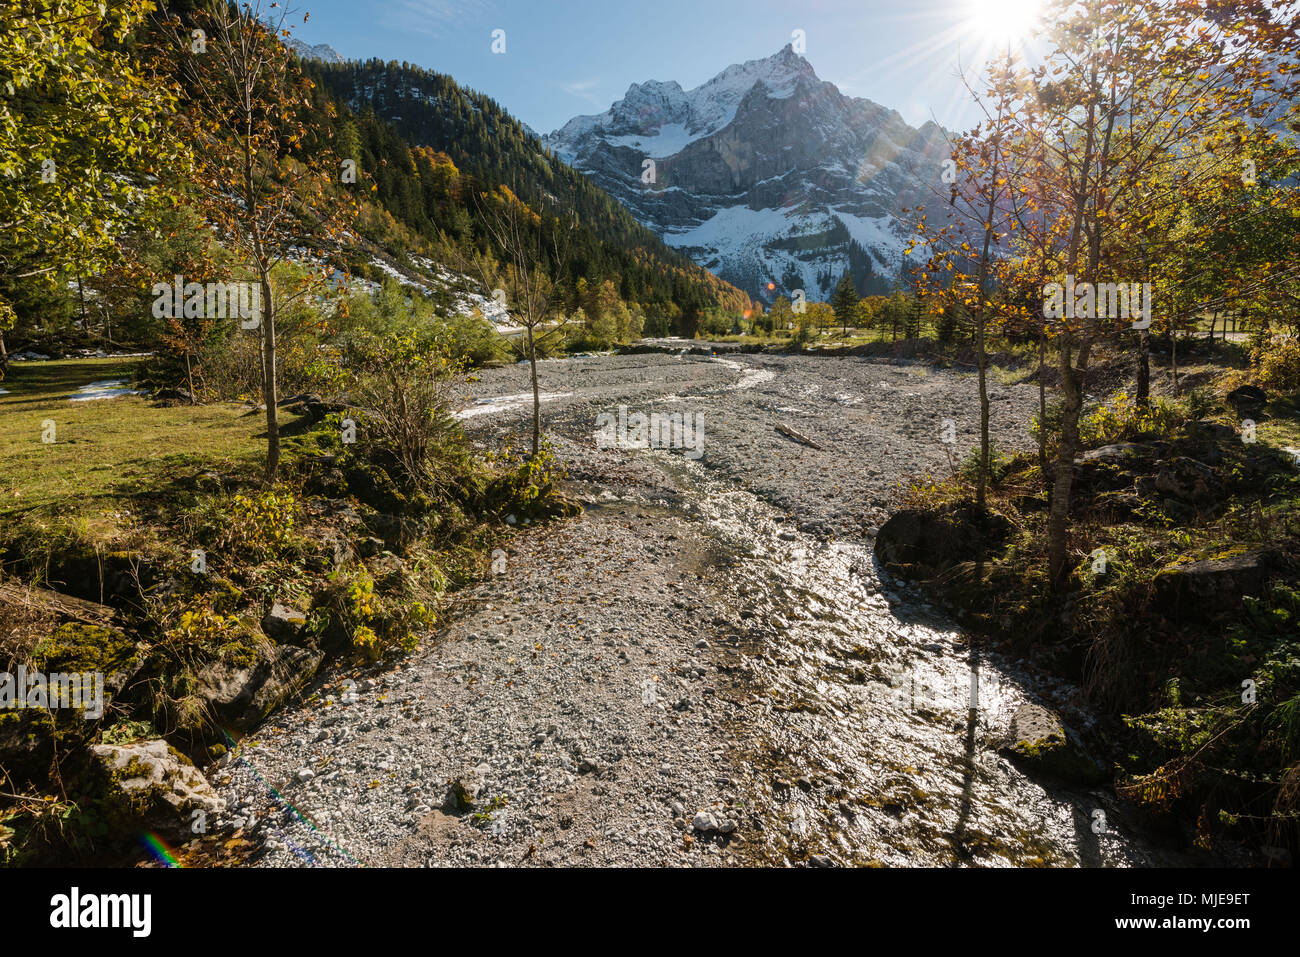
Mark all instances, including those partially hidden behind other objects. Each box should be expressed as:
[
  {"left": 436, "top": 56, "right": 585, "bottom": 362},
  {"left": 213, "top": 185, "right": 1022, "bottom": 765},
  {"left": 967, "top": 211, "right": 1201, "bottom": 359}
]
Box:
[
  {"left": 1072, "top": 443, "right": 1159, "bottom": 501},
  {"left": 89, "top": 739, "right": 225, "bottom": 839},
  {"left": 277, "top": 391, "right": 322, "bottom": 409},
  {"left": 1152, "top": 549, "right": 1278, "bottom": 620},
  {"left": 0, "top": 624, "right": 143, "bottom": 783},
  {"left": 1187, "top": 419, "right": 1238, "bottom": 443},
  {"left": 1227, "top": 384, "right": 1266, "bottom": 415},
  {"left": 999, "top": 703, "right": 1105, "bottom": 785},
  {"left": 261, "top": 603, "right": 307, "bottom": 643},
  {"left": 1078, "top": 442, "right": 1156, "bottom": 467},
  {"left": 874, "top": 506, "right": 1012, "bottom": 577},
  {"left": 195, "top": 638, "right": 323, "bottom": 732},
  {"left": 1150, "top": 456, "right": 1223, "bottom": 505},
  {"left": 154, "top": 387, "right": 195, "bottom": 404}
]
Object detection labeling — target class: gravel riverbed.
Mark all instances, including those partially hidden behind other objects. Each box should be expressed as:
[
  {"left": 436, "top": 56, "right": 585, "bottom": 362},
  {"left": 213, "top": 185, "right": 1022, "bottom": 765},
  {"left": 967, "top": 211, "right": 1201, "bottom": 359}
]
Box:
[{"left": 211, "top": 349, "right": 1200, "bottom": 866}]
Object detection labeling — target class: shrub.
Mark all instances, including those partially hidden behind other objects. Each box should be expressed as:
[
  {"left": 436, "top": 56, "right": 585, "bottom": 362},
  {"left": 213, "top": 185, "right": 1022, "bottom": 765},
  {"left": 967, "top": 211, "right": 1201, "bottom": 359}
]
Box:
[
  {"left": 342, "top": 329, "right": 467, "bottom": 498},
  {"left": 1079, "top": 391, "right": 1186, "bottom": 446},
  {"left": 1252, "top": 337, "right": 1300, "bottom": 395}
]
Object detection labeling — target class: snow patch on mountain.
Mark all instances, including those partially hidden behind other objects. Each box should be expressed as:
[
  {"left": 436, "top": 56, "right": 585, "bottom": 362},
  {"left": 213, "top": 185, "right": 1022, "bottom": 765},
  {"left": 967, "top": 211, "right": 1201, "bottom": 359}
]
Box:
[{"left": 546, "top": 44, "right": 949, "bottom": 301}]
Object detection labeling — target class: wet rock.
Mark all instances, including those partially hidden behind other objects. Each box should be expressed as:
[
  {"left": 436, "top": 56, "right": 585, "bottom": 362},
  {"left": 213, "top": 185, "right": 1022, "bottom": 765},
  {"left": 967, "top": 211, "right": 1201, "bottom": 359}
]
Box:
[{"left": 999, "top": 703, "right": 1105, "bottom": 785}]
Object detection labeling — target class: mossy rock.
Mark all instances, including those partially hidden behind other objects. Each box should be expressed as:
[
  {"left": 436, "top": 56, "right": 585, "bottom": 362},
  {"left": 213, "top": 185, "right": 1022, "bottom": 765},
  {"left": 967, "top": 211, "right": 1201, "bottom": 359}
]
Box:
[
  {"left": 999, "top": 703, "right": 1106, "bottom": 786},
  {"left": 41, "top": 548, "right": 161, "bottom": 610},
  {"left": 195, "top": 637, "right": 324, "bottom": 733},
  {"left": 87, "top": 739, "right": 225, "bottom": 840},
  {"left": 343, "top": 460, "right": 411, "bottom": 514},
  {"left": 199, "top": 576, "right": 246, "bottom": 615},
  {"left": 0, "top": 624, "right": 143, "bottom": 785},
  {"left": 1152, "top": 548, "right": 1279, "bottom": 622},
  {"left": 32, "top": 623, "right": 142, "bottom": 682},
  {"left": 875, "top": 505, "right": 1012, "bottom": 580}
]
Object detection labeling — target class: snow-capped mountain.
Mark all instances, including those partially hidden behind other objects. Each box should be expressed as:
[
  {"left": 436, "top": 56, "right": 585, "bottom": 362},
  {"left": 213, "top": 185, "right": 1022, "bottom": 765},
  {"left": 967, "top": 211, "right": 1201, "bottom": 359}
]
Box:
[
  {"left": 545, "top": 45, "right": 950, "bottom": 301},
  {"left": 288, "top": 39, "right": 345, "bottom": 64}
]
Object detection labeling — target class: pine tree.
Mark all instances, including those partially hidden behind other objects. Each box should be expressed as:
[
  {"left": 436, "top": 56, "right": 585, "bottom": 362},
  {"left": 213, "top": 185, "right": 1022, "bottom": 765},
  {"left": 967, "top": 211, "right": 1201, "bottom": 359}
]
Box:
[{"left": 831, "top": 273, "right": 859, "bottom": 336}]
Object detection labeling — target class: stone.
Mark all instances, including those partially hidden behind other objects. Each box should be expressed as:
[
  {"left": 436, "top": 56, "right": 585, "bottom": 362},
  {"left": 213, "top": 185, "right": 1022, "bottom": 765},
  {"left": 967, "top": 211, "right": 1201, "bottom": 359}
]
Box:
[
  {"left": 1188, "top": 419, "right": 1238, "bottom": 442},
  {"left": 261, "top": 603, "right": 307, "bottom": 642},
  {"left": 89, "top": 739, "right": 225, "bottom": 839},
  {"left": 1227, "top": 384, "right": 1266, "bottom": 414},
  {"left": 196, "top": 639, "right": 324, "bottom": 733},
  {"left": 0, "top": 623, "right": 143, "bottom": 782},
  {"left": 999, "top": 703, "right": 1105, "bottom": 785},
  {"left": 1151, "top": 456, "right": 1222, "bottom": 505},
  {"left": 691, "top": 811, "right": 719, "bottom": 832},
  {"left": 1152, "top": 549, "right": 1278, "bottom": 621},
  {"left": 154, "top": 387, "right": 195, "bottom": 404}
]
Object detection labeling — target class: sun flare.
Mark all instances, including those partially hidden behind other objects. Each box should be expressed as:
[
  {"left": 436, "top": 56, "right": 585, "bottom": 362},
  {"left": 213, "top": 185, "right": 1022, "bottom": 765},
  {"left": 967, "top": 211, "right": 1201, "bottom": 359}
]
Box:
[{"left": 965, "top": 0, "right": 1044, "bottom": 45}]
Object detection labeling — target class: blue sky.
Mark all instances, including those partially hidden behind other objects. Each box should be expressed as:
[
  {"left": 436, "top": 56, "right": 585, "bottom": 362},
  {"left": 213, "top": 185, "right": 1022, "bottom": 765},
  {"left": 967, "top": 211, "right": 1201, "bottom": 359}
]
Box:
[{"left": 288, "top": 0, "right": 1028, "bottom": 134}]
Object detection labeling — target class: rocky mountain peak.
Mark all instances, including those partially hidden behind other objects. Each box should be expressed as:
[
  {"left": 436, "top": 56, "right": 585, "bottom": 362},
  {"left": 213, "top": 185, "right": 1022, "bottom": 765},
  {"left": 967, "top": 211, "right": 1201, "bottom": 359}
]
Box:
[{"left": 546, "top": 47, "right": 949, "bottom": 301}]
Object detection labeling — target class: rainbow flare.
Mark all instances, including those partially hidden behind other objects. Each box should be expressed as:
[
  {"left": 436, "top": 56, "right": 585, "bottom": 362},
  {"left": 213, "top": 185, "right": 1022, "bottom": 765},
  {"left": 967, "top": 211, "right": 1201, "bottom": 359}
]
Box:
[{"left": 141, "top": 831, "right": 181, "bottom": 868}]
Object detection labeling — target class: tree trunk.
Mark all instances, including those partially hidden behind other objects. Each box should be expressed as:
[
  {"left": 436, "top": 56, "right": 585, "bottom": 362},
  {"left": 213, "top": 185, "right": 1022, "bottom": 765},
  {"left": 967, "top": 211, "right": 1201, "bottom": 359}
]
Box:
[
  {"left": 527, "top": 324, "right": 540, "bottom": 458},
  {"left": 976, "top": 330, "right": 989, "bottom": 507},
  {"left": 1135, "top": 327, "right": 1150, "bottom": 406},
  {"left": 76, "top": 274, "right": 88, "bottom": 331},
  {"left": 260, "top": 272, "right": 279, "bottom": 483},
  {"left": 1037, "top": 330, "right": 1048, "bottom": 475},
  {"left": 1047, "top": 336, "right": 1084, "bottom": 588},
  {"left": 185, "top": 352, "right": 195, "bottom": 404},
  {"left": 1171, "top": 330, "right": 1179, "bottom": 397}
]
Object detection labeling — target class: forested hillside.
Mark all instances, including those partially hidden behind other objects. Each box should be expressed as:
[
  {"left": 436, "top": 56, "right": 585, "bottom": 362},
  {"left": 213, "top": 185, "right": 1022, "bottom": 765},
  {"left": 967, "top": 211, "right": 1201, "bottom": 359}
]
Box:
[{"left": 299, "top": 57, "right": 753, "bottom": 329}]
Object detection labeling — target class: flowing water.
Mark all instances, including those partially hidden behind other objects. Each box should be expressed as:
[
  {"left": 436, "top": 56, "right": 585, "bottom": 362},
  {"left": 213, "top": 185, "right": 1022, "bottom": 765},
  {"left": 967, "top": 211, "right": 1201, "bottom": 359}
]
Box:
[{"left": 656, "top": 457, "right": 1188, "bottom": 867}]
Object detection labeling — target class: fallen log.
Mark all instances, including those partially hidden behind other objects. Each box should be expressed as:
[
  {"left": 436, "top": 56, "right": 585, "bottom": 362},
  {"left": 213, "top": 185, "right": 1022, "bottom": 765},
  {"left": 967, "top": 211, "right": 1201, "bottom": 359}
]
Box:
[
  {"left": 0, "top": 579, "right": 118, "bottom": 626},
  {"left": 775, "top": 422, "right": 825, "bottom": 451}
]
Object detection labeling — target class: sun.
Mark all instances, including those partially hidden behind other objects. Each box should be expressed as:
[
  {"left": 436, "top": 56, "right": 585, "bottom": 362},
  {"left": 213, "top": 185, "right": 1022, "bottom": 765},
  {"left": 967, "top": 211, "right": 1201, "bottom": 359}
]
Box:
[{"left": 965, "top": 0, "right": 1044, "bottom": 45}]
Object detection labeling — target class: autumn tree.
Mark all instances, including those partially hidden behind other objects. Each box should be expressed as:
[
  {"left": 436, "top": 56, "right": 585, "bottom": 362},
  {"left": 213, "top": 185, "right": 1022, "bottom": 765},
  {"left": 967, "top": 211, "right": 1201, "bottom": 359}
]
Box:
[
  {"left": 460, "top": 183, "right": 574, "bottom": 457},
  {"left": 0, "top": 0, "right": 185, "bottom": 372},
  {"left": 159, "top": 0, "right": 357, "bottom": 481},
  {"left": 999, "top": 0, "right": 1297, "bottom": 586}
]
